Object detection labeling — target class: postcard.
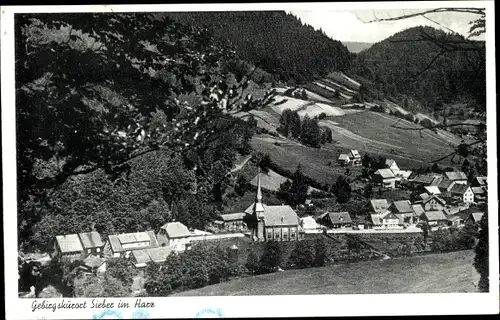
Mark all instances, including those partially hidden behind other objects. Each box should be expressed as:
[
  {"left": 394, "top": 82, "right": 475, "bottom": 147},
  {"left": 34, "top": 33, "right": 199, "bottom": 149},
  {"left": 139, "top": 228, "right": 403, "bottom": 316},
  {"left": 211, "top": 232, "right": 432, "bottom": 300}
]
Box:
[{"left": 2, "top": 1, "right": 498, "bottom": 319}]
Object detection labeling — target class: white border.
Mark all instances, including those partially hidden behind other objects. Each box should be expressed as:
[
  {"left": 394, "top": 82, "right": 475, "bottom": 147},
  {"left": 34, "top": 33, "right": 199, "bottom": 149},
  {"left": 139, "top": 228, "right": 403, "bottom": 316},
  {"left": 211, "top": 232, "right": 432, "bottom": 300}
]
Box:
[{"left": 2, "top": 2, "right": 498, "bottom": 319}]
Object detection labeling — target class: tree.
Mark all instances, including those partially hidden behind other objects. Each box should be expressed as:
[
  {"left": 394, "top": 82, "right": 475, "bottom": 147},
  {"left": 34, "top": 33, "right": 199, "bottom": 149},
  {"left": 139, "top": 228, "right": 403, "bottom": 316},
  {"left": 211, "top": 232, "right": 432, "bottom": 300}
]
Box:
[
  {"left": 313, "top": 238, "right": 328, "bottom": 267},
  {"left": 300, "top": 115, "right": 321, "bottom": 148},
  {"left": 474, "top": 212, "right": 489, "bottom": 292},
  {"left": 259, "top": 241, "right": 283, "bottom": 274},
  {"left": 105, "top": 258, "right": 137, "bottom": 290},
  {"left": 362, "top": 153, "right": 372, "bottom": 168},
  {"left": 277, "top": 165, "right": 309, "bottom": 206},
  {"left": 347, "top": 235, "right": 363, "bottom": 254},
  {"left": 245, "top": 249, "right": 260, "bottom": 275},
  {"left": 363, "top": 184, "right": 374, "bottom": 198},
  {"left": 235, "top": 175, "right": 248, "bottom": 196},
  {"left": 288, "top": 241, "right": 314, "bottom": 268},
  {"left": 333, "top": 175, "right": 351, "bottom": 203}
]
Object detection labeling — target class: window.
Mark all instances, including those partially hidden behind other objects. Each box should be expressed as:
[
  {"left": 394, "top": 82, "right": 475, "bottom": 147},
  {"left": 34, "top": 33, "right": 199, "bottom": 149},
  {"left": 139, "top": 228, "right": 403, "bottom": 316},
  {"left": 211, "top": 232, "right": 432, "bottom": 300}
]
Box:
[
  {"left": 267, "top": 230, "right": 272, "bottom": 240},
  {"left": 275, "top": 230, "right": 280, "bottom": 240},
  {"left": 290, "top": 231, "right": 296, "bottom": 240},
  {"left": 87, "top": 249, "right": 91, "bottom": 253},
  {"left": 96, "top": 248, "right": 100, "bottom": 253}
]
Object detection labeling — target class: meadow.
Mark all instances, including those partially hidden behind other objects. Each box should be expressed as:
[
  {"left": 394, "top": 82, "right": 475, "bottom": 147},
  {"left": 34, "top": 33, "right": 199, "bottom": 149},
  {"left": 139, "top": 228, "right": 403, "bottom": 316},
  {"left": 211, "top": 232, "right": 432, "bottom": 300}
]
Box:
[{"left": 173, "top": 250, "right": 479, "bottom": 296}]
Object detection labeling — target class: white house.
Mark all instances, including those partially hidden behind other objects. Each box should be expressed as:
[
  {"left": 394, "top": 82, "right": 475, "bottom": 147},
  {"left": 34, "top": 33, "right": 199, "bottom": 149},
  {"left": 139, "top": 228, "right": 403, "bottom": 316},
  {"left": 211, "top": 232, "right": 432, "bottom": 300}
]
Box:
[
  {"left": 338, "top": 154, "right": 350, "bottom": 166},
  {"left": 448, "top": 184, "right": 474, "bottom": 204},
  {"left": 349, "top": 150, "right": 362, "bottom": 166},
  {"left": 373, "top": 168, "right": 396, "bottom": 189},
  {"left": 157, "top": 221, "right": 193, "bottom": 252},
  {"left": 371, "top": 211, "right": 401, "bottom": 229}
]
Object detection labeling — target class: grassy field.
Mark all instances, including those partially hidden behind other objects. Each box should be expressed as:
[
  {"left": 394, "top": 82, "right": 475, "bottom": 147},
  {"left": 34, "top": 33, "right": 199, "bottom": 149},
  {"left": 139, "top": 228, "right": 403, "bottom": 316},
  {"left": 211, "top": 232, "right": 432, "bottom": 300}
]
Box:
[{"left": 173, "top": 250, "right": 479, "bottom": 296}]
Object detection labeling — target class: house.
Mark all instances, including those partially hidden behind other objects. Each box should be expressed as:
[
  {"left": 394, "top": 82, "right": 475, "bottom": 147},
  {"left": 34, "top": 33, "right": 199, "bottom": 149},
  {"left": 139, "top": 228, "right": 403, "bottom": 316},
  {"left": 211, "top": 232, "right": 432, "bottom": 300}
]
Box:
[
  {"left": 81, "top": 255, "right": 106, "bottom": 274},
  {"left": 373, "top": 169, "right": 396, "bottom": 189},
  {"left": 368, "top": 199, "right": 390, "bottom": 214},
  {"left": 390, "top": 200, "right": 416, "bottom": 224},
  {"left": 410, "top": 174, "right": 436, "bottom": 187},
  {"left": 53, "top": 234, "right": 85, "bottom": 261},
  {"left": 157, "top": 221, "right": 193, "bottom": 252},
  {"left": 421, "top": 210, "right": 448, "bottom": 227},
  {"left": 338, "top": 154, "right": 350, "bottom": 166},
  {"left": 424, "top": 185, "right": 441, "bottom": 195},
  {"left": 471, "top": 186, "right": 487, "bottom": 203},
  {"left": 411, "top": 204, "right": 425, "bottom": 220},
  {"left": 438, "top": 178, "right": 456, "bottom": 192},
  {"left": 448, "top": 184, "right": 474, "bottom": 204},
  {"left": 244, "top": 173, "right": 301, "bottom": 242},
  {"left": 349, "top": 150, "right": 362, "bottom": 166},
  {"left": 131, "top": 246, "right": 174, "bottom": 268},
  {"left": 300, "top": 216, "right": 320, "bottom": 230},
  {"left": 447, "top": 215, "right": 465, "bottom": 227},
  {"left": 104, "top": 231, "right": 159, "bottom": 258},
  {"left": 429, "top": 175, "right": 445, "bottom": 187},
  {"left": 471, "top": 176, "right": 487, "bottom": 187},
  {"left": 420, "top": 194, "right": 447, "bottom": 212},
  {"left": 319, "top": 211, "right": 352, "bottom": 229},
  {"left": 214, "top": 212, "right": 247, "bottom": 232},
  {"left": 78, "top": 231, "right": 104, "bottom": 256},
  {"left": 466, "top": 212, "right": 484, "bottom": 225},
  {"left": 371, "top": 211, "right": 400, "bottom": 229},
  {"left": 385, "top": 159, "right": 399, "bottom": 173},
  {"left": 444, "top": 171, "right": 468, "bottom": 184}
]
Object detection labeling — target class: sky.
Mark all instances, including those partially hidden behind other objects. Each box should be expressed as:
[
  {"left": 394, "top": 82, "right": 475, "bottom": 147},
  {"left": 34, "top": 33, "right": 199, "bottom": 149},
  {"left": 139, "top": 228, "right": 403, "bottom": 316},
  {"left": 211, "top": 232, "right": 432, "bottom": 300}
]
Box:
[{"left": 288, "top": 9, "right": 484, "bottom": 43}]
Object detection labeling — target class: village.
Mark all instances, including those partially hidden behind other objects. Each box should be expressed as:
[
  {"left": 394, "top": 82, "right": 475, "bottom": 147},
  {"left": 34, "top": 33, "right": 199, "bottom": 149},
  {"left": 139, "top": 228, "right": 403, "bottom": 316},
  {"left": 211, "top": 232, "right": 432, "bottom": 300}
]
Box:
[{"left": 18, "top": 147, "right": 487, "bottom": 298}]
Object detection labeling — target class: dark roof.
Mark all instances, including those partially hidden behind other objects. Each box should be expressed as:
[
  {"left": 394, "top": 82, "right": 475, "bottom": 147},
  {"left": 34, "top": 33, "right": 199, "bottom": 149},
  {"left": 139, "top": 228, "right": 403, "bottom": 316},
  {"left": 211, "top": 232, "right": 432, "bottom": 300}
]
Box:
[
  {"left": 108, "top": 231, "right": 158, "bottom": 253},
  {"left": 219, "top": 212, "right": 246, "bottom": 222},
  {"left": 422, "top": 195, "right": 446, "bottom": 206},
  {"left": 55, "top": 234, "right": 83, "bottom": 253},
  {"left": 327, "top": 212, "right": 352, "bottom": 224},
  {"left": 160, "top": 222, "right": 192, "bottom": 238},
  {"left": 391, "top": 200, "right": 413, "bottom": 213},
  {"left": 424, "top": 210, "right": 447, "bottom": 221},
  {"left": 78, "top": 231, "right": 104, "bottom": 249},
  {"left": 438, "top": 179, "right": 455, "bottom": 190},
  {"left": 369, "top": 199, "right": 390, "bottom": 214},
  {"left": 474, "top": 176, "right": 487, "bottom": 186},
  {"left": 445, "top": 171, "right": 468, "bottom": 181},
  {"left": 374, "top": 168, "right": 395, "bottom": 179},
  {"left": 449, "top": 184, "right": 471, "bottom": 195},
  {"left": 412, "top": 174, "right": 435, "bottom": 185}
]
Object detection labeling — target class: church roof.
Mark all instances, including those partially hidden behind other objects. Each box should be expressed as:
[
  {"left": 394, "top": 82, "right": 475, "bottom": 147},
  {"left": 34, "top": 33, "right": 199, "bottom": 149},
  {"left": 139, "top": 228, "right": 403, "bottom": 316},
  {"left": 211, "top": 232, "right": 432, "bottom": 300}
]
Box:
[{"left": 262, "top": 205, "right": 300, "bottom": 227}]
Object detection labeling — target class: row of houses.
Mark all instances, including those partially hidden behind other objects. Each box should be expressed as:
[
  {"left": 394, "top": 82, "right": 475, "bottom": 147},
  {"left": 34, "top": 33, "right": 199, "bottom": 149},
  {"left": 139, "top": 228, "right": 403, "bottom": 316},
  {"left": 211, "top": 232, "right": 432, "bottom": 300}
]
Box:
[{"left": 53, "top": 221, "right": 206, "bottom": 271}]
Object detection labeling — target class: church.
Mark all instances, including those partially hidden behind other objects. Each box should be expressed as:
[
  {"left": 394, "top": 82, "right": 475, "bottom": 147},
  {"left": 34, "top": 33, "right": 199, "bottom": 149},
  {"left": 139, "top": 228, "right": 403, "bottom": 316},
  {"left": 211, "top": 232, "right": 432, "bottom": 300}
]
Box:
[{"left": 243, "top": 172, "right": 302, "bottom": 242}]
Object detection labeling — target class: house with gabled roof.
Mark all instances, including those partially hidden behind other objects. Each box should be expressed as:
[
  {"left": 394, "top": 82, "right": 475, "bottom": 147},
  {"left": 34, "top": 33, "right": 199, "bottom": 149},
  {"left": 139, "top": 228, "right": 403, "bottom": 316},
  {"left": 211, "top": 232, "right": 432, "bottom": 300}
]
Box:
[
  {"left": 448, "top": 184, "right": 474, "bottom": 204},
  {"left": 338, "top": 154, "right": 350, "bottom": 166},
  {"left": 214, "top": 212, "right": 248, "bottom": 232},
  {"left": 318, "top": 211, "right": 353, "bottom": 229},
  {"left": 420, "top": 194, "right": 447, "bottom": 212},
  {"left": 421, "top": 210, "right": 448, "bottom": 227},
  {"left": 390, "top": 200, "right": 416, "bottom": 225},
  {"left": 157, "top": 221, "right": 193, "bottom": 252},
  {"left": 78, "top": 231, "right": 104, "bottom": 256},
  {"left": 373, "top": 168, "right": 396, "bottom": 189},
  {"left": 349, "top": 150, "right": 362, "bottom": 166},
  {"left": 438, "top": 178, "right": 456, "bottom": 192},
  {"left": 385, "top": 159, "right": 399, "bottom": 173},
  {"left": 104, "top": 231, "right": 159, "bottom": 258},
  {"left": 244, "top": 171, "right": 301, "bottom": 242},
  {"left": 368, "top": 199, "right": 390, "bottom": 214},
  {"left": 444, "top": 171, "right": 468, "bottom": 184},
  {"left": 131, "top": 246, "right": 174, "bottom": 268},
  {"left": 52, "top": 234, "right": 85, "bottom": 261},
  {"left": 371, "top": 211, "right": 401, "bottom": 229},
  {"left": 471, "top": 186, "right": 487, "bottom": 203}
]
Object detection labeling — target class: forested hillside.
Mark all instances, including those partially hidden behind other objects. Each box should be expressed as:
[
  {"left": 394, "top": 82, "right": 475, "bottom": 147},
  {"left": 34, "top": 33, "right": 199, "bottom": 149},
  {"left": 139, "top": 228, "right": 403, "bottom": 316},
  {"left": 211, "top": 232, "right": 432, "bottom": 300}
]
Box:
[
  {"left": 350, "top": 26, "right": 485, "bottom": 115},
  {"left": 166, "top": 11, "right": 353, "bottom": 84}
]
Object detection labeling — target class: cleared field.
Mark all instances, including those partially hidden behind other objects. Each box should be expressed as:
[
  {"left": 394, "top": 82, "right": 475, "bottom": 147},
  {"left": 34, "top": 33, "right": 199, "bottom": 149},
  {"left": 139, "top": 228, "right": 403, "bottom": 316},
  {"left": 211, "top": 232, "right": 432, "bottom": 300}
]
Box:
[
  {"left": 325, "top": 111, "right": 459, "bottom": 168},
  {"left": 249, "top": 169, "right": 288, "bottom": 192},
  {"left": 234, "top": 109, "right": 280, "bottom": 132},
  {"left": 271, "top": 96, "right": 311, "bottom": 114},
  {"left": 297, "top": 103, "right": 346, "bottom": 118},
  {"left": 173, "top": 250, "right": 479, "bottom": 295}
]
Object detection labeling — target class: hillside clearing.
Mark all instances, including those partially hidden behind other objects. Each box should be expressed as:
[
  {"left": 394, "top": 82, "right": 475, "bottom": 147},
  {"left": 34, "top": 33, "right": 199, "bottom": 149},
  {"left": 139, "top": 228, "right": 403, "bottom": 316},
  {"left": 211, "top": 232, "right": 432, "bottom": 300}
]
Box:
[
  {"left": 297, "top": 103, "right": 346, "bottom": 118},
  {"left": 173, "top": 250, "right": 479, "bottom": 296}
]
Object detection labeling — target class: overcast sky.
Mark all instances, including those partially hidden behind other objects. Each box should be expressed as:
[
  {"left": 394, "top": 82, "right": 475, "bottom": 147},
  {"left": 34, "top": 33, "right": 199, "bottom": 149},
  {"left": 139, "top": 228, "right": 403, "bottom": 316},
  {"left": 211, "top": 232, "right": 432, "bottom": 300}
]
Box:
[{"left": 288, "top": 9, "right": 484, "bottom": 43}]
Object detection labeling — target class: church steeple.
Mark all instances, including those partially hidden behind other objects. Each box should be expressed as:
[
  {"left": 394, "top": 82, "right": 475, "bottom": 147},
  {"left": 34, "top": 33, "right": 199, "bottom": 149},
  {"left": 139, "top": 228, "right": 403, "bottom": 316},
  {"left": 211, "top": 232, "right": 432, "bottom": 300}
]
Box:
[{"left": 253, "top": 168, "right": 265, "bottom": 216}]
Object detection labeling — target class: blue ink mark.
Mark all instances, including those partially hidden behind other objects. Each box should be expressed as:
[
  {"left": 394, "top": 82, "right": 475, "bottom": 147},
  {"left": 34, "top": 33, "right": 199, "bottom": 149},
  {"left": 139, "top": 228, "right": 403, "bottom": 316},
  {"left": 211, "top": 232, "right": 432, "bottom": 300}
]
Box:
[
  {"left": 131, "top": 309, "right": 150, "bottom": 319},
  {"left": 93, "top": 309, "right": 123, "bottom": 319},
  {"left": 196, "top": 308, "right": 224, "bottom": 318}
]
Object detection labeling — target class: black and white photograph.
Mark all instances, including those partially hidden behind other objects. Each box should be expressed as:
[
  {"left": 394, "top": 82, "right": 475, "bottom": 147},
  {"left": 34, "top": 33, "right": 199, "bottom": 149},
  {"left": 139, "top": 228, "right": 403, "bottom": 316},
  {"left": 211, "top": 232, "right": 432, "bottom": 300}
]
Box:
[{"left": 2, "top": 1, "right": 498, "bottom": 318}]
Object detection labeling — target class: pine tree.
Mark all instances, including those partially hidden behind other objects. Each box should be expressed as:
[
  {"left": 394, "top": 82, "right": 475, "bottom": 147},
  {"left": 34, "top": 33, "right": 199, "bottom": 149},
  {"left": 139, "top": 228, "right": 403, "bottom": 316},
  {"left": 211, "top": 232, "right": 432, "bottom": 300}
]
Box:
[{"left": 474, "top": 212, "right": 489, "bottom": 292}]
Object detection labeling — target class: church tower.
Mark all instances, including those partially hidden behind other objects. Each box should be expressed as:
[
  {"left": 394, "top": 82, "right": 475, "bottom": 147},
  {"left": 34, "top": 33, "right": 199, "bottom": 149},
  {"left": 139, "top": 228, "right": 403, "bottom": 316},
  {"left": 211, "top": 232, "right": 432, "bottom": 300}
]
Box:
[{"left": 252, "top": 169, "right": 265, "bottom": 241}]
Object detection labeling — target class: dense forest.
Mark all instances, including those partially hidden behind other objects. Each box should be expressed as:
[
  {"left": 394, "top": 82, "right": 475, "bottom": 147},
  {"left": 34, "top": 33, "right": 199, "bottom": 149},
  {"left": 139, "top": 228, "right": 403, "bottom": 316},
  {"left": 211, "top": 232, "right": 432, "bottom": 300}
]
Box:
[
  {"left": 166, "top": 11, "right": 353, "bottom": 84},
  {"left": 350, "top": 26, "right": 486, "bottom": 115}
]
